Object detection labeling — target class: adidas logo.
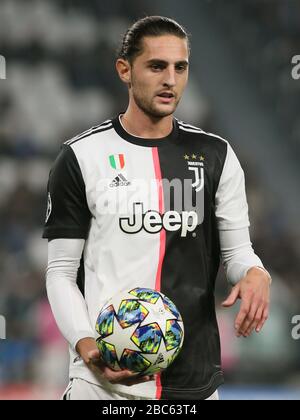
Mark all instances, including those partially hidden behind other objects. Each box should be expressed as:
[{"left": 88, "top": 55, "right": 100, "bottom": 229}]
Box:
[
  {"left": 109, "top": 173, "right": 131, "bottom": 187},
  {"left": 154, "top": 353, "right": 165, "bottom": 365}
]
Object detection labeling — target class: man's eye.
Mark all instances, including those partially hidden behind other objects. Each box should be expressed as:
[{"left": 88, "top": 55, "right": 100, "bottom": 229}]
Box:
[
  {"left": 151, "top": 64, "right": 164, "bottom": 71},
  {"left": 176, "top": 65, "right": 187, "bottom": 72}
]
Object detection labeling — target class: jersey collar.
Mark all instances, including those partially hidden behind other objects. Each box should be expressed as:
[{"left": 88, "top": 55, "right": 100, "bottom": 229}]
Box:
[{"left": 112, "top": 113, "right": 180, "bottom": 147}]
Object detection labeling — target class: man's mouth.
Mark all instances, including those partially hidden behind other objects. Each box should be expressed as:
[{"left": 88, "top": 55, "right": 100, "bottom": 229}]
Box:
[
  {"left": 156, "top": 92, "right": 175, "bottom": 103},
  {"left": 157, "top": 92, "right": 175, "bottom": 98}
]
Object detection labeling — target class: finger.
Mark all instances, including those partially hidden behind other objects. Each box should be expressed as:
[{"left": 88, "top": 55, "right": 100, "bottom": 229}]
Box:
[
  {"left": 239, "top": 300, "right": 261, "bottom": 337},
  {"left": 222, "top": 285, "right": 240, "bottom": 308},
  {"left": 118, "top": 375, "right": 155, "bottom": 387},
  {"left": 256, "top": 305, "right": 269, "bottom": 333},
  {"left": 104, "top": 367, "right": 132, "bottom": 378},
  {"left": 103, "top": 367, "right": 139, "bottom": 383},
  {"left": 244, "top": 305, "right": 264, "bottom": 337},
  {"left": 89, "top": 354, "right": 106, "bottom": 370},
  {"left": 88, "top": 351, "right": 107, "bottom": 371},
  {"left": 106, "top": 371, "right": 154, "bottom": 386},
  {"left": 87, "top": 349, "right": 101, "bottom": 360},
  {"left": 234, "top": 300, "right": 251, "bottom": 336}
]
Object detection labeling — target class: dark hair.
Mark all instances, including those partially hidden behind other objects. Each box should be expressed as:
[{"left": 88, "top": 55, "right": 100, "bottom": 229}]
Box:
[{"left": 117, "top": 16, "right": 190, "bottom": 63}]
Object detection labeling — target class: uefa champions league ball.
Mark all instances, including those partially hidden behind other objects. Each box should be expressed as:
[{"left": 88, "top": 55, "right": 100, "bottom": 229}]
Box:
[{"left": 95, "top": 287, "right": 184, "bottom": 375}]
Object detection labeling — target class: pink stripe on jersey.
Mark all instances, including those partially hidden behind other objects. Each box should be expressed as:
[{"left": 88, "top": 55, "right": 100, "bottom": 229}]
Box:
[{"left": 151, "top": 147, "right": 165, "bottom": 400}]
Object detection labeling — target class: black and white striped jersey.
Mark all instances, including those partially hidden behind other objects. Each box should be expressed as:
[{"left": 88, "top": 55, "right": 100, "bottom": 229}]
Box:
[{"left": 43, "top": 114, "right": 249, "bottom": 400}]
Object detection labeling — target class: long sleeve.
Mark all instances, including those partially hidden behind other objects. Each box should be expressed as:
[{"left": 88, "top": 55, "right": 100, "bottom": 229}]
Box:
[
  {"left": 215, "top": 143, "right": 269, "bottom": 284},
  {"left": 43, "top": 144, "right": 91, "bottom": 240},
  {"left": 46, "top": 238, "right": 95, "bottom": 351},
  {"left": 219, "top": 227, "right": 267, "bottom": 285},
  {"left": 215, "top": 142, "right": 250, "bottom": 230}
]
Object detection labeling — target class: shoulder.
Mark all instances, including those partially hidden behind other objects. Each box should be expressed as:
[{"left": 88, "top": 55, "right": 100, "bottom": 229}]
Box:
[
  {"left": 64, "top": 119, "right": 113, "bottom": 147},
  {"left": 176, "top": 119, "right": 229, "bottom": 159},
  {"left": 177, "top": 119, "right": 228, "bottom": 145}
]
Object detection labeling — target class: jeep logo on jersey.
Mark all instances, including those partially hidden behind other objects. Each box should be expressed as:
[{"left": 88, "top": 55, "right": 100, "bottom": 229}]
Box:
[
  {"left": 119, "top": 203, "right": 198, "bottom": 237},
  {"left": 109, "top": 154, "right": 125, "bottom": 170}
]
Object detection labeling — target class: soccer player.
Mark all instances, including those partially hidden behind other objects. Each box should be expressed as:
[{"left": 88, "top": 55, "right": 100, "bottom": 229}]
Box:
[{"left": 43, "top": 16, "right": 271, "bottom": 400}]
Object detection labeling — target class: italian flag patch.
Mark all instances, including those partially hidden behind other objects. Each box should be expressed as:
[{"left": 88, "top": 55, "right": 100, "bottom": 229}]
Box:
[{"left": 109, "top": 154, "right": 125, "bottom": 170}]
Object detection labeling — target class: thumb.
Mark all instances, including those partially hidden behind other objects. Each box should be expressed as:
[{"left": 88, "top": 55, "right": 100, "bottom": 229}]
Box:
[
  {"left": 222, "top": 285, "right": 240, "bottom": 307},
  {"left": 87, "top": 348, "right": 101, "bottom": 361}
]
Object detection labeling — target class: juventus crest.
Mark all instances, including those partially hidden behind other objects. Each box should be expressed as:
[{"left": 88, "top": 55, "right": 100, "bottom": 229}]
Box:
[{"left": 184, "top": 154, "right": 205, "bottom": 192}]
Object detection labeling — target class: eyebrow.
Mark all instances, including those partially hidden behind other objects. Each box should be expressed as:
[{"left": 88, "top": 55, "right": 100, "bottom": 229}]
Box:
[{"left": 146, "top": 59, "right": 189, "bottom": 66}]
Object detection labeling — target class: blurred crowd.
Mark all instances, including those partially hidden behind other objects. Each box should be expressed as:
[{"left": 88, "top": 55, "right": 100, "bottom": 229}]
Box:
[
  {"left": 214, "top": 0, "right": 300, "bottom": 156},
  {"left": 0, "top": 0, "right": 299, "bottom": 398},
  {"left": 213, "top": 0, "right": 300, "bottom": 385}
]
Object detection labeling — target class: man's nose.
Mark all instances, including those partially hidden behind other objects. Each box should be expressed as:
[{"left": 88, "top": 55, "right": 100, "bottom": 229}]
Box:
[{"left": 163, "top": 67, "right": 176, "bottom": 87}]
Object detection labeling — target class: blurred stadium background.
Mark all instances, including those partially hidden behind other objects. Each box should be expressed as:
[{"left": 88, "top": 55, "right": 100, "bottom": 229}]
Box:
[{"left": 0, "top": 0, "right": 299, "bottom": 400}]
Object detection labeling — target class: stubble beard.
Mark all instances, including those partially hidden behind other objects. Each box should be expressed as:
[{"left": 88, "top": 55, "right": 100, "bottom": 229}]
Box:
[{"left": 131, "top": 85, "right": 180, "bottom": 119}]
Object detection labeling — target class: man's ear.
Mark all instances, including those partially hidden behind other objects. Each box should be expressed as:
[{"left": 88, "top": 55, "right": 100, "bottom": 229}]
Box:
[{"left": 116, "top": 59, "right": 131, "bottom": 85}]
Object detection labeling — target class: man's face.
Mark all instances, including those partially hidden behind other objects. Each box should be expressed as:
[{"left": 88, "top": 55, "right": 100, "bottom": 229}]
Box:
[{"left": 128, "top": 35, "right": 189, "bottom": 118}]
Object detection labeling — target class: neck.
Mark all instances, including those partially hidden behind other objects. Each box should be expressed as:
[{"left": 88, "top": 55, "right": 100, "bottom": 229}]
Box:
[{"left": 121, "top": 102, "right": 173, "bottom": 139}]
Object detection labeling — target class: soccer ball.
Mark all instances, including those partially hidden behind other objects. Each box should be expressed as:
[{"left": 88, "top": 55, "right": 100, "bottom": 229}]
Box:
[{"left": 95, "top": 287, "right": 184, "bottom": 375}]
